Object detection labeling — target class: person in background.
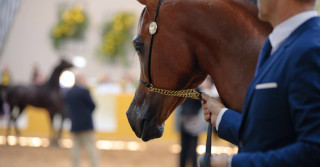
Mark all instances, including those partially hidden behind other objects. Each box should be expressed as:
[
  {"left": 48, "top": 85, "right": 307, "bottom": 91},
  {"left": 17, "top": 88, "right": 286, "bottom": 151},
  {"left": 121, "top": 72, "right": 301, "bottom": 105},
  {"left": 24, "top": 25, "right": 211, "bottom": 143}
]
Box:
[
  {"left": 0, "top": 65, "right": 11, "bottom": 115},
  {"left": 201, "top": 76, "right": 219, "bottom": 98},
  {"left": 31, "top": 63, "right": 44, "bottom": 85},
  {"left": 0, "top": 65, "right": 11, "bottom": 88},
  {"left": 202, "top": 0, "right": 320, "bottom": 166},
  {"left": 176, "top": 91, "right": 203, "bottom": 167},
  {"left": 177, "top": 78, "right": 214, "bottom": 167},
  {"left": 65, "top": 73, "right": 99, "bottom": 167}
]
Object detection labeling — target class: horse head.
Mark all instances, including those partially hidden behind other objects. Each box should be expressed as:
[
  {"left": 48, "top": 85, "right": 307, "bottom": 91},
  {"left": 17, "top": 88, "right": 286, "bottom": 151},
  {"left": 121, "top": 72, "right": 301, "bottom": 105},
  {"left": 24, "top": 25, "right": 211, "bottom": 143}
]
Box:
[
  {"left": 127, "top": 0, "right": 271, "bottom": 141},
  {"left": 127, "top": 0, "right": 208, "bottom": 141}
]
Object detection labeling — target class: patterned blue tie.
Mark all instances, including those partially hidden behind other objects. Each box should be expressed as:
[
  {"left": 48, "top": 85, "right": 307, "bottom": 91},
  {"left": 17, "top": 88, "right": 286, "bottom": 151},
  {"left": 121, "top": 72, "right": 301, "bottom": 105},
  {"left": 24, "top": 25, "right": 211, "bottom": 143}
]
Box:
[{"left": 254, "top": 38, "right": 272, "bottom": 77}]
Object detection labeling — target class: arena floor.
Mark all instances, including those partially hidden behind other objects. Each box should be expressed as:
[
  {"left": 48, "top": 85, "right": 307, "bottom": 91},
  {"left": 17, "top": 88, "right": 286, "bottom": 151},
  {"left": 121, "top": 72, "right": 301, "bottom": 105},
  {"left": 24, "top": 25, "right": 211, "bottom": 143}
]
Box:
[{"left": 0, "top": 139, "right": 178, "bottom": 167}]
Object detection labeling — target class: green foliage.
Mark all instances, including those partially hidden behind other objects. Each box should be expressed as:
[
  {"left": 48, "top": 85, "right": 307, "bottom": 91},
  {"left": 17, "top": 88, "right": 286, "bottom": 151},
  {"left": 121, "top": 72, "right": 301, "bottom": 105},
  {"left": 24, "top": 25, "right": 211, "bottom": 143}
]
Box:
[
  {"left": 51, "top": 4, "right": 88, "bottom": 49},
  {"left": 98, "top": 12, "right": 135, "bottom": 64}
]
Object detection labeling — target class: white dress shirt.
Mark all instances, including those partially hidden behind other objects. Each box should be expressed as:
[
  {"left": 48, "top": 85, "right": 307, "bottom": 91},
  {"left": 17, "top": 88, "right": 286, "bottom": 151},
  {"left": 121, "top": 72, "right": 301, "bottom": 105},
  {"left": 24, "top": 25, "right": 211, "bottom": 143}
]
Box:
[
  {"left": 215, "top": 10, "right": 319, "bottom": 167},
  {"left": 269, "top": 11, "right": 319, "bottom": 54}
]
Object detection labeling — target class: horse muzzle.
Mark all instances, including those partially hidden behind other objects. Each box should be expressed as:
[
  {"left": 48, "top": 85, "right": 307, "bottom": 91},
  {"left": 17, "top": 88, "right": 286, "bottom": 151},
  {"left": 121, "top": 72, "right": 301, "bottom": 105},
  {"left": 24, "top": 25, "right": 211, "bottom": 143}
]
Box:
[{"left": 126, "top": 99, "right": 164, "bottom": 142}]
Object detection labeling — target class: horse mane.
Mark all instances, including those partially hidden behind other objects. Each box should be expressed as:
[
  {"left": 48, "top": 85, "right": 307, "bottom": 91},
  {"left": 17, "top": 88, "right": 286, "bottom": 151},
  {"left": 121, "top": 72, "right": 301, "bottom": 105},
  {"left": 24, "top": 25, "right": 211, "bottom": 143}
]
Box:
[
  {"left": 44, "top": 59, "right": 72, "bottom": 90},
  {"left": 45, "top": 65, "right": 63, "bottom": 90}
]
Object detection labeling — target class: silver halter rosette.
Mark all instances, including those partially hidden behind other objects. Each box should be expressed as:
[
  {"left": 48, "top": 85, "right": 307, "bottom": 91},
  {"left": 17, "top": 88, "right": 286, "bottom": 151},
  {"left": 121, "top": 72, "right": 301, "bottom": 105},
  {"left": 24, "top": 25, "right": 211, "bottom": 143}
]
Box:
[{"left": 149, "top": 21, "right": 158, "bottom": 35}]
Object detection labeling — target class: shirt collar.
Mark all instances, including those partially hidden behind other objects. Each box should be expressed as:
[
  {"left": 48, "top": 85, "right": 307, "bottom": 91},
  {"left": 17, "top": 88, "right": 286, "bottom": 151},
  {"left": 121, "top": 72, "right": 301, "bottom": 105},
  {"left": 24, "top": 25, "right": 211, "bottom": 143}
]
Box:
[{"left": 269, "top": 11, "right": 318, "bottom": 54}]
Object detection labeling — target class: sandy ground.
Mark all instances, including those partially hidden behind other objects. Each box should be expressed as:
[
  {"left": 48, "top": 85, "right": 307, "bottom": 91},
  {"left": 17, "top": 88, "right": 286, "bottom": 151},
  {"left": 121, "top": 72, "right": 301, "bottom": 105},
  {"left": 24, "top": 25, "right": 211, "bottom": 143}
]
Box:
[{"left": 0, "top": 140, "right": 179, "bottom": 167}]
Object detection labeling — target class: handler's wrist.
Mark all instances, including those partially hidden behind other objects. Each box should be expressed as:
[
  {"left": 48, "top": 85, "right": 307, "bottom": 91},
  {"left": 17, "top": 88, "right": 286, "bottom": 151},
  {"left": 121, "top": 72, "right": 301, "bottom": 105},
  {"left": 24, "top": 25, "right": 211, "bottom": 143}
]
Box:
[{"left": 216, "top": 108, "right": 228, "bottom": 131}]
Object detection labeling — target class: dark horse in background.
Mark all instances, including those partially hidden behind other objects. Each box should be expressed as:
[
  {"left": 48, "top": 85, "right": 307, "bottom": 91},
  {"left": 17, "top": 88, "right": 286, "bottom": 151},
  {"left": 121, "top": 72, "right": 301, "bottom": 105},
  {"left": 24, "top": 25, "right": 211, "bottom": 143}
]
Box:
[
  {"left": 3, "top": 59, "right": 73, "bottom": 142},
  {"left": 126, "top": 0, "right": 272, "bottom": 141}
]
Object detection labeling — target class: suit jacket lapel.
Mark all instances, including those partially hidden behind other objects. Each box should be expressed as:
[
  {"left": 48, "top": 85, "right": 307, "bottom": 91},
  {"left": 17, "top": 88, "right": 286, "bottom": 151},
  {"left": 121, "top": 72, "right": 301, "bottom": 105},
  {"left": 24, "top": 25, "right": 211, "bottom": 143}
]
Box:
[
  {"left": 241, "top": 46, "right": 285, "bottom": 114},
  {"left": 254, "top": 38, "right": 272, "bottom": 77}
]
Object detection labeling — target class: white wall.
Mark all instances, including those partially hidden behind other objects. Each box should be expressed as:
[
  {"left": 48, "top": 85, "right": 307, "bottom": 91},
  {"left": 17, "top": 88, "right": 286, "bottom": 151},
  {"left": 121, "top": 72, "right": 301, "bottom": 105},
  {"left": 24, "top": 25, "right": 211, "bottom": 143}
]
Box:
[{"left": 0, "top": 0, "right": 144, "bottom": 84}]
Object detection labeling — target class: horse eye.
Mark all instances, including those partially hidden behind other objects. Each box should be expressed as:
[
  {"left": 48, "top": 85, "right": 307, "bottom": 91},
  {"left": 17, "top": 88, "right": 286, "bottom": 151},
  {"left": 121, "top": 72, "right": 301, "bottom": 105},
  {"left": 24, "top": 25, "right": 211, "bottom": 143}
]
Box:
[{"left": 133, "top": 35, "right": 144, "bottom": 55}]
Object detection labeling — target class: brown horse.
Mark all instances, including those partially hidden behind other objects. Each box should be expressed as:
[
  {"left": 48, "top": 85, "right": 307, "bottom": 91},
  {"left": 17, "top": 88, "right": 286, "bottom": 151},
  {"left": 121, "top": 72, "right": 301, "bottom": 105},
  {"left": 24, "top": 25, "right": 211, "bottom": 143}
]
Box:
[{"left": 126, "top": 0, "right": 272, "bottom": 141}]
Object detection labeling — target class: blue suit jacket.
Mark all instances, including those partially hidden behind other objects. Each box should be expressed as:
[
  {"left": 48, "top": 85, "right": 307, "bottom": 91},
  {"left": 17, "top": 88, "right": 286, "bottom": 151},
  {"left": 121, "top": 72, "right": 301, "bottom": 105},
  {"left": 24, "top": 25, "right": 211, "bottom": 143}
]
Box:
[
  {"left": 218, "top": 17, "right": 320, "bottom": 166},
  {"left": 65, "top": 85, "right": 96, "bottom": 132}
]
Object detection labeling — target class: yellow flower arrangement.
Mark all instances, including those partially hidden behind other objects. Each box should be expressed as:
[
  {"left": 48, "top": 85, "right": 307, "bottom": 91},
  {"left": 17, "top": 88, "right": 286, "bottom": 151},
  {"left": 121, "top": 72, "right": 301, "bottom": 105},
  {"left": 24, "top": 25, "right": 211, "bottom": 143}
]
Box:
[
  {"left": 51, "top": 4, "right": 88, "bottom": 49},
  {"left": 99, "top": 12, "right": 135, "bottom": 64},
  {"left": 317, "top": 1, "right": 320, "bottom": 15}
]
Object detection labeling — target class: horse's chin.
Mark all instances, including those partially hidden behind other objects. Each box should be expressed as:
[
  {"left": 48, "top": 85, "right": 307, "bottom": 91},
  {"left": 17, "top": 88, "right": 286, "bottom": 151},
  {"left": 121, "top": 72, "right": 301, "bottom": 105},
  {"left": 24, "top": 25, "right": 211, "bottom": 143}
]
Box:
[
  {"left": 127, "top": 113, "right": 165, "bottom": 141},
  {"left": 140, "top": 121, "right": 164, "bottom": 142}
]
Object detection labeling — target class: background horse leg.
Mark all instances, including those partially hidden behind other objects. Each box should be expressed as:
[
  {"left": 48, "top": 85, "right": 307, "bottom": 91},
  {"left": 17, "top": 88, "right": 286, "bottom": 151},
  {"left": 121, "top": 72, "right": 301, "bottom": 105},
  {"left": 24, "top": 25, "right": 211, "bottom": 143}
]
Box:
[
  {"left": 5, "top": 106, "right": 23, "bottom": 145},
  {"left": 48, "top": 111, "right": 59, "bottom": 147},
  {"left": 13, "top": 106, "right": 25, "bottom": 137},
  {"left": 5, "top": 115, "right": 12, "bottom": 145},
  {"left": 58, "top": 113, "right": 63, "bottom": 140},
  {"left": 5, "top": 105, "right": 15, "bottom": 137},
  {"left": 57, "top": 105, "right": 69, "bottom": 140},
  {"left": 6, "top": 115, "right": 12, "bottom": 137}
]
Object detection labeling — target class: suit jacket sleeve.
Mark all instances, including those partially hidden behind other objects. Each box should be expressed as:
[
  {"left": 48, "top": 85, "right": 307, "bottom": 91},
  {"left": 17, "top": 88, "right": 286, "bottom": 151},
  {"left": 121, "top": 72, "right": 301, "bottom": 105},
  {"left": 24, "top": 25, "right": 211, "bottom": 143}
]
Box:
[
  {"left": 217, "top": 109, "right": 242, "bottom": 145},
  {"left": 231, "top": 48, "right": 320, "bottom": 166}
]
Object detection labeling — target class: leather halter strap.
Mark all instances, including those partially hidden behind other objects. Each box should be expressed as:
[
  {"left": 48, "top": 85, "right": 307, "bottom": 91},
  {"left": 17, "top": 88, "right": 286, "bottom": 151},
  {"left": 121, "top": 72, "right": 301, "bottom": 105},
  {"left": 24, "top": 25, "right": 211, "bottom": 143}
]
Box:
[{"left": 139, "top": 0, "right": 201, "bottom": 100}]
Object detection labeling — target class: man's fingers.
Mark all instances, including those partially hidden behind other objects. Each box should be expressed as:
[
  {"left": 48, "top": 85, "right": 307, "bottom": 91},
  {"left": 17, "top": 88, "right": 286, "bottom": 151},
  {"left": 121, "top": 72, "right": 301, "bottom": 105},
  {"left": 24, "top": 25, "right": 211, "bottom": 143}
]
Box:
[
  {"left": 201, "top": 93, "right": 209, "bottom": 101},
  {"left": 202, "top": 104, "right": 207, "bottom": 111}
]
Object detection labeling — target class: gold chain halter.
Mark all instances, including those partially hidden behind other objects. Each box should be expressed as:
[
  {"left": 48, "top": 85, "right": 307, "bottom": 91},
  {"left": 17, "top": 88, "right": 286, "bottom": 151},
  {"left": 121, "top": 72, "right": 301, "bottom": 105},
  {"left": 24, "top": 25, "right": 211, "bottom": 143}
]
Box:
[
  {"left": 148, "top": 84, "right": 201, "bottom": 100},
  {"left": 139, "top": 0, "right": 202, "bottom": 100}
]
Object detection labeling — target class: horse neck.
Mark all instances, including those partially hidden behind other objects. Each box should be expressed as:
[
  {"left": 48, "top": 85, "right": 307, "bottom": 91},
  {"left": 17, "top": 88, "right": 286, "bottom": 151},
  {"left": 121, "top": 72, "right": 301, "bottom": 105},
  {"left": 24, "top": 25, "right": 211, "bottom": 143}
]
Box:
[
  {"left": 179, "top": 0, "right": 272, "bottom": 111},
  {"left": 44, "top": 66, "right": 63, "bottom": 90}
]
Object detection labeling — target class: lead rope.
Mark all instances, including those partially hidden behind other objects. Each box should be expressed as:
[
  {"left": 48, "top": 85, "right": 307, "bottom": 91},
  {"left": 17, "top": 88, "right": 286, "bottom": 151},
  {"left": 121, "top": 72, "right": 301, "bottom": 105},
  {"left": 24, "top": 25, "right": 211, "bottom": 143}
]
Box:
[
  {"left": 200, "top": 122, "right": 213, "bottom": 167},
  {"left": 198, "top": 94, "right": 212, "bottom": 167}
]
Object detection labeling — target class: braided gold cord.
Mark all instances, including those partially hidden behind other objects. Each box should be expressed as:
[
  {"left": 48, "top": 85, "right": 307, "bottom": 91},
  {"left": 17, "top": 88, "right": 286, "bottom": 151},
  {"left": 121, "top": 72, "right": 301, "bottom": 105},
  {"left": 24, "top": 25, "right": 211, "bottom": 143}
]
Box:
[{"left": 148, "top": 83, "right": 201, "bottom": 100}]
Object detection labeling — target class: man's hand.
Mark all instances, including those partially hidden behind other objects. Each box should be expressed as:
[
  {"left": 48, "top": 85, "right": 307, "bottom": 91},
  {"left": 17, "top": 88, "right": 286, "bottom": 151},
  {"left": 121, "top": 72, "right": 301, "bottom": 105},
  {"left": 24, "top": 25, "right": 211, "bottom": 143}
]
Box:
[{"left": 201, "top": 93, "right": 226, "bottom": 126}]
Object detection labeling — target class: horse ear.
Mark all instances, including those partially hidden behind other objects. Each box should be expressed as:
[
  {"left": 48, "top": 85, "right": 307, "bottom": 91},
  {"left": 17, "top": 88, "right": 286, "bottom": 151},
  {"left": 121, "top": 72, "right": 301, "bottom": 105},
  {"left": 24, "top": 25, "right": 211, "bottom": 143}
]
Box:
[
  {"left": 137, "top": 0, "right": 158, "bottom": 9},
  {"left": 137, "top": 0, "right": 147, "bottom": 5}
]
